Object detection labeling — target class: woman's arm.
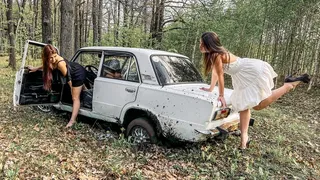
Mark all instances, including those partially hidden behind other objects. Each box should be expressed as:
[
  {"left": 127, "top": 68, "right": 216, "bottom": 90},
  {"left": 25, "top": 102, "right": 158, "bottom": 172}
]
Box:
[
  {"left": 28, "top": 66, "right": 42, "bottom": 72},
  {"left": 200, "top": 66, "right": 218, "bottom": 92},
  {"left": 57, "top": 61, "right": 72, "bottom": 89},
  {"left": 214, "top": 55, "right": 224, "bottom": 96},
  {"left": 215, "top": 55, "right": 226, "bottom": 107},
  {"left": 208, "top": 66, "right": 218, "bottom": 91},
  {"left": 57, "top": 61, "right": 68, "bottom": 77}
]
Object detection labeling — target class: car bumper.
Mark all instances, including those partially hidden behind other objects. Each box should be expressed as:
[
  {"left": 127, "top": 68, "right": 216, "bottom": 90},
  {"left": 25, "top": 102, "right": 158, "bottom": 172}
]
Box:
[
  {"left": 195, "top": 118, "right": 255, "bottom": 140},
  {"left": 195, "top": 119, "right": 240, "bottom": 135}
]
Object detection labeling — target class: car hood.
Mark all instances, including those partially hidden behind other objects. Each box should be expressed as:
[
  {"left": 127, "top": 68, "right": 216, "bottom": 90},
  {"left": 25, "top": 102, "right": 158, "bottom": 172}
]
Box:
[{"left": 162, "top": 83, "right": 233, "bottom": 105}]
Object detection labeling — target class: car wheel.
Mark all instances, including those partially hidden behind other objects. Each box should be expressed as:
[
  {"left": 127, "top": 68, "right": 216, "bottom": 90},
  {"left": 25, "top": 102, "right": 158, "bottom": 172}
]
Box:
[
  {"left": 126, "top": 117, "right": 157, "bottom": 144},
  {"left": 36, "top": 105, "right": 53, "bottom": 113}
]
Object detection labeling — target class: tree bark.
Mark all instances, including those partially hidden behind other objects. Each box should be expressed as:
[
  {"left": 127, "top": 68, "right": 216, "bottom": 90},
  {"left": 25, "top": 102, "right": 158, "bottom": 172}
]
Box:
[
  {"left": 74, "top": 0, "right": 79, "bottom": 52},
  {"left": 6, "top": 0, "right": 16, "bottom": 69},
  {"left": 130, "top": 0, "right": 134, "bottom": 29},
  {"left": 42, "top": 0, "right": 52, "bottom": 43},
  {"left": 307, "top": 48, "right": 320, "bottom": 91},
  {"left": 122, "top": 0, "right": 129, "bottom": 46},
  {"left": 30, "top": 0, "right": 39, "bottom": 43},
  {"left": 84, "top": 0, "right": 89, "bottom": 46},
  {"left": 15, "top": 0, "right": 26, "bottom": 42},
  {"left": 98, "top": 0, "right": 103, "bottom": 45},
  {"left": 143, "top": 0, "right": 148, "bottom": 35},
  {"left": 92, "top": 0, "right": 98, "bottom": 45},
  {"left": 114, "top": 0, "right": 120, "bottom": 45},
  {"left": 53, "top": 0, "right": 60, "bottom": 45},
  {"left": 60, "top": 0, "right": 74, "bottom": 59},
  {"left": 150, "top": 0, "right": 165, "bottom": 47},
  {"left": 79, "top": 3, "right": 84, "bottom": 47},
  {"left": 0, "top": 2, "right": 5, "bottom": 54},
  {"left": 107, "top": 6, "right": 110, "bottom": 34}
]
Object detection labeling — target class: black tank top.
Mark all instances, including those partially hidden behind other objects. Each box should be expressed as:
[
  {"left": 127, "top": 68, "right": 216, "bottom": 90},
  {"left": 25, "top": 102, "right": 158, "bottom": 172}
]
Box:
[{"left": 57, "top": 59, "right": 86, "bottom": 83}]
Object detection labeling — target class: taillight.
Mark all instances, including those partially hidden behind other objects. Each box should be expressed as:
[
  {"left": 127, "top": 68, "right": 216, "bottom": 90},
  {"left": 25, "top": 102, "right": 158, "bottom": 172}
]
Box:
[{"left": 212, "top": 107, "right": 231, "bottom": 121}]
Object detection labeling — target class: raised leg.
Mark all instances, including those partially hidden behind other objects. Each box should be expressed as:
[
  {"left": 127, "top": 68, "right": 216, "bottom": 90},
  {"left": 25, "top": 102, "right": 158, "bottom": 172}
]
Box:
[
  {"left": 253, "top": 82, "right": 299, "bottom": 111},
  {"left": 65, "top": 86, "right": 82, "bottom": 128},
  {"left": 239, "top": 109, "right": 250, "bottom": 149}
]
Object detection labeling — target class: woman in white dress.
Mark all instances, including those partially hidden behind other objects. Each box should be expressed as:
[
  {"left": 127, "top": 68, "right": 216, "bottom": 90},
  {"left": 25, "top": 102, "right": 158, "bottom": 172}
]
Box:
[{"left": 199, "top": 32, "right": 310, "bottom": 150}]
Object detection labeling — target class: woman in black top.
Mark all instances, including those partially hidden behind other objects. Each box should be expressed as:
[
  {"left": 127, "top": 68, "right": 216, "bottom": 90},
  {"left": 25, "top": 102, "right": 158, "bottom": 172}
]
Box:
[{"left": 29, "top": 44, "right": 86, "bottom": 128}]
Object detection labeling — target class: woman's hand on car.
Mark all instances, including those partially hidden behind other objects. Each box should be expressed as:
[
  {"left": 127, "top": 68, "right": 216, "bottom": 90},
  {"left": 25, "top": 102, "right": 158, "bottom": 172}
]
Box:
[
  {"left": 200, "top": 87, "right": 211, "bottom": 92},
  {"left": 218, "top": 96, "right": 227, "bottom": 108}
]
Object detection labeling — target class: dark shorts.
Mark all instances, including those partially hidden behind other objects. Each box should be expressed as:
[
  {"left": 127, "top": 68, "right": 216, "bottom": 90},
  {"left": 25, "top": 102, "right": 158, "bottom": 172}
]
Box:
[
  {"left": 69, "top": 62, "right": 86, "bottom": 87},
  {"left": 72, "top": 79, "right": 84, "bottom": 87}
]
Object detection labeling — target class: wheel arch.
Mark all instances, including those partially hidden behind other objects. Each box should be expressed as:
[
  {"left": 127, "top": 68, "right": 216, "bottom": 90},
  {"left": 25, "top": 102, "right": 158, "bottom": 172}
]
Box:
[{"left": 122, "top": 108, "right": 162, "bottom": 136}]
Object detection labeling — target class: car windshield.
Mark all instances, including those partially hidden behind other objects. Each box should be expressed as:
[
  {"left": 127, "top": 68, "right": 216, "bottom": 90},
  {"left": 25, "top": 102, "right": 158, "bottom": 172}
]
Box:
[{"left": 151, "top": 55, "right": 203, "bottom": 85}]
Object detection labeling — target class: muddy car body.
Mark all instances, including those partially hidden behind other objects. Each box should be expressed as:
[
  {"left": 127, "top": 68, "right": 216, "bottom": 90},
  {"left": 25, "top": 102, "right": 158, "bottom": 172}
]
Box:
[{"left": 13, "top": 40, "right": 240, "bottom": 143}]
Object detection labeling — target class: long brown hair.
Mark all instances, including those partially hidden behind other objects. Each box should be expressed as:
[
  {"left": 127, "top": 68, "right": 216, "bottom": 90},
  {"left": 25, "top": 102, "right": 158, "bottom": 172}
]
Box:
[
  {"left": 200, "top": 32, "right": 229, "bottom": 75},
  {"left": 42, "top": 44, "right": 57, "bottom": 91}
]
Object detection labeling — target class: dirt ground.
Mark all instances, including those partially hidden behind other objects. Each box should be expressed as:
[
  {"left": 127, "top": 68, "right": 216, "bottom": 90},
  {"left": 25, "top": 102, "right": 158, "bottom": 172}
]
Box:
[{"left": 0, "top": 57, "right": 319, "bottom": 179}]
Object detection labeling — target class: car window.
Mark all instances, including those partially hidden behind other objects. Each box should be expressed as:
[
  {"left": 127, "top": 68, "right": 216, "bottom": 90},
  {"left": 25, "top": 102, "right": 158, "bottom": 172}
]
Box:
[
  {"left": 126, "top": 57, "right": 139, "bottom": 82},
  {"left": 73, "top": 52, "right": 101, "bottom": 69},
  {"left": 100, "top": 54, "right": 139, "bottom": 82},
  {"left": 151, "top": 55, "right": 203, "bottom": 85}
]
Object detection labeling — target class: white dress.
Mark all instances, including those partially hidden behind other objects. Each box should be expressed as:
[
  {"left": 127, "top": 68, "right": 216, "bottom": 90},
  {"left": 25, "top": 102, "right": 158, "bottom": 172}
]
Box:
[{"left": 223, "top": 58, "right": 278, "bottom": 112}]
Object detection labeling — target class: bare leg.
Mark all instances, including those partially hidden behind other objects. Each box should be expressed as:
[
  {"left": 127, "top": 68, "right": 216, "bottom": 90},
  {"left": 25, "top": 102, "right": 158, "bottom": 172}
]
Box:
[
  {"left": 253, "top": 82, "right": 299, "bottom": 111},
  {"left": 65, "top": 86, "right": 82, "bottom": 128},
  {"left": 239, "top": 109, "right": 250, "bottom": 149}
]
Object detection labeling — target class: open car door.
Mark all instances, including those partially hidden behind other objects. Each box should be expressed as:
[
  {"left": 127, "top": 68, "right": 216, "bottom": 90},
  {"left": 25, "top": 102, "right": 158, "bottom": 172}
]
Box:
[{"left": 13, "top": 40, "right": 64, "bottom": 106}]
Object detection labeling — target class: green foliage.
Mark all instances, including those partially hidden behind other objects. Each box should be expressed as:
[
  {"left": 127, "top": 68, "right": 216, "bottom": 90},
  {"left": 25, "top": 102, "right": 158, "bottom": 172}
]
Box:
[
  {"left": 161, "top": 0, "right": 320, "bottom": 77},
  {"left": 101, "top": 26, "right": 150, "bottom": 48}
]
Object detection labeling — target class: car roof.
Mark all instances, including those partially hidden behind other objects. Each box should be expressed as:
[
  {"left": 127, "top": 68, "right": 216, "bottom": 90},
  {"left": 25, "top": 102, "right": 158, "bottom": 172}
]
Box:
[{"left": 80, "top": 46, "right": 188, "bottom": 59}]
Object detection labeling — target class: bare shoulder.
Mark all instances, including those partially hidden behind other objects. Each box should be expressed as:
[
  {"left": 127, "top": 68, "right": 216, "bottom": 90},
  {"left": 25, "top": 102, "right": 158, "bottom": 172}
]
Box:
[
  {"left": 221, "top": 52, "right": 238, "bottom": 64},
  {"left": 57, "top": 60, "right": 67, "bottom": 68},
  {"left": 56, "top": 60, "right": 67, "bottom": 76}
]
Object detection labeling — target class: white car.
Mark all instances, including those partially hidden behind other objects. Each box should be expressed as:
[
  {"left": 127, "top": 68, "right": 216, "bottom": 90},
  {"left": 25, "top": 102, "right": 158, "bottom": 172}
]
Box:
[{"left": 13, "top": 40, "right": 241, "bottom": 143}]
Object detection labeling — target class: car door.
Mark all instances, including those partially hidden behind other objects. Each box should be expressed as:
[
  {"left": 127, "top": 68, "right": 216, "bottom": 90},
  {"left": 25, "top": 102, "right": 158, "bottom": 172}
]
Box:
[
  {"left": 13, "top": 40, "right": 64, "bottom": 106},
  {"left": 92, "top": 51, "right": 140, "bottom": 118}
]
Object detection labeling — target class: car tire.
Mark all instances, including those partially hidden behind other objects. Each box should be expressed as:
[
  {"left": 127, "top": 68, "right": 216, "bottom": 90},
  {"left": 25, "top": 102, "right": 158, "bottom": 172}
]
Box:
[{"left": 126, "top": 117, "right": 157, "bottom": 144}]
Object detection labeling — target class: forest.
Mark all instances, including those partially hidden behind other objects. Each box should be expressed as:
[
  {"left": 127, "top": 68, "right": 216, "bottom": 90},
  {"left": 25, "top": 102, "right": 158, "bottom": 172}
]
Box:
[{"left": 1, "top": 0, "right": 320, "bottom": 89}]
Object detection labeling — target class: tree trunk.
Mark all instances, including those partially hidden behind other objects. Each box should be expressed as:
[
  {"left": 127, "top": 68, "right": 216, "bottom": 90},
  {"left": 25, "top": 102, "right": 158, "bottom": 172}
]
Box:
[
  {"left": 307, "top": 48, "right": 320, "bottom": 91},
  {"left": 150, "top": 0, "right": 156, "bottom": 35},
  {"left": 60, "top": 0, "right": 74, "bottom": 59},
  {"left": 6, "top": 0, "right": 16, "bottom": 69},
  {"left": 92, "top": 0, "right": 98, "bottom": 46},
  {"left": 15, "top": 0, "right": 26, "bottom": 42},
  {"left": 107, "top": 6, "right": 110, "bottom": 34},
  {"left": 53, "top": 0, "right": 60, "bottom": 45},
  {"left": 112, "top": 0, "right": 118, "bottom": 45},
  {"left": 0, "top": 2, "right": 5, "bottom": 54},
  {"left": 122, "top": 0, "right": 129, "bottom": 46},
  {"left": 74, "top": 0, "right": 79, "bottom": 52},
  {"left": 150, "top": 0, "right": 165, "bottom": 47},
  {"left": 84, "top": 0, "right": 89, "bottom": 46},
  {"left": 143, "top": 0, "right": 147, "bottom": 35},
  {"left": 98, "top": 0, "right": 103, "bottom": 45},
  {"left": 34, "top": 0, "right": 39, "bottom": 41},
  {"left": 115, "top": 0, "right": 120, "bottom": 45},
  {"left": 42, "top": 0, "right": 52, "bottom": 43},
  {"left": 79, "top": 3, "right": 84, "bottom": 47},
  {"left": 130, "top": 0, "right": 134, "bottom": 29},
  {"left": 191, "top": 30, "right": 199, "bottom": 63}
]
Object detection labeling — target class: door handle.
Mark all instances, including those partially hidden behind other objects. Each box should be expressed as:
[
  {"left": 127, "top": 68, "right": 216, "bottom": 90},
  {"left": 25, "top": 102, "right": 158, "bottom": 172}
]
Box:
[{"left": 125, "top": 88, "right": 136, "bottom": 93}]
